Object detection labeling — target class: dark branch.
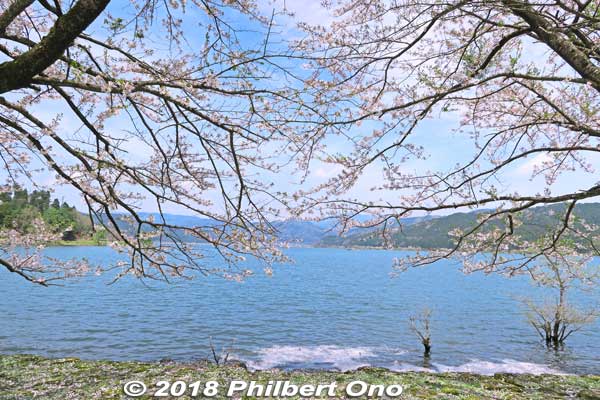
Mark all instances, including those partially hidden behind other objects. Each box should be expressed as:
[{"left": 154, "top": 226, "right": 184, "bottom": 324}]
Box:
[{"left": 0, "top": 0, "right": 110, "bottom": 94}]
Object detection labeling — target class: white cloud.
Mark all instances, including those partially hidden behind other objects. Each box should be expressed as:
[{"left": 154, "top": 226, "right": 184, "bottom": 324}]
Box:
[
  {"left": 257, "top": 0, "right": 334, "bottom": 28},
  {"left": 515, "top": 153, "right": 552, "bottom": 177}
]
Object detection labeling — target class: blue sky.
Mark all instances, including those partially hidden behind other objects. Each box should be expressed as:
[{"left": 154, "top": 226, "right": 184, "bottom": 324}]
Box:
[{"left": 2, "top": 0, "right": 598, "bottom": 216}]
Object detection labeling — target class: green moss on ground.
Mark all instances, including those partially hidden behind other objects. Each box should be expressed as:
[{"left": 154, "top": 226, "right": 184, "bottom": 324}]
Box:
[{"left": 0, "top": 354, "right": 599, "bottom": 399}]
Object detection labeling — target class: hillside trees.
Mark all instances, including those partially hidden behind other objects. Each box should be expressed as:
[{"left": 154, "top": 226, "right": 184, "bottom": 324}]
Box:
[{"left": 0, "top": 188, "right": 90, "bottom": 236}]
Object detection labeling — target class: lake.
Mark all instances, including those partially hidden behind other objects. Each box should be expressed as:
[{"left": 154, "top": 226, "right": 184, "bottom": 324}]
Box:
[{"left": 1, "top": 246, "right": 599, "bottom": 375}]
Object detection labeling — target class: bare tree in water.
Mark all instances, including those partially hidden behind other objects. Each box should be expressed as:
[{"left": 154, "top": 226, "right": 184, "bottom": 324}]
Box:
[
  {"left": 409, "top": 308, "right": 432, "bottom": 357},
  {"left": 522, "top": 249, "right": 599, "bottom": 348}
]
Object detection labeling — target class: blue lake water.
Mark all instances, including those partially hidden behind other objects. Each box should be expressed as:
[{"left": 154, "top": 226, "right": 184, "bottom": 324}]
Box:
[{"left": 1, "top": 246, "right": 599, "bottom": 374}]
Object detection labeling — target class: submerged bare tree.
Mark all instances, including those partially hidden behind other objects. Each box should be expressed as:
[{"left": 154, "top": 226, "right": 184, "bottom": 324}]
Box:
[
  {"left": 522, "top": 249, "right": 599, "bottom": 347},
  {"left": 208, "top": 337, "right": 235, "bottom": 366},
  {"left": 0, "top": 0, "right": 336, "bottom": 284},
  {"left": 298, "top": 0, "right": 600, "bottom": 275},
  {"left": 409, "top": 308, "right": 432, "bottom": 357}
]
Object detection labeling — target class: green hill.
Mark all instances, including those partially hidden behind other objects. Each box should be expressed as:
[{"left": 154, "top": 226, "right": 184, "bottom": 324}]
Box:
[{"left": 319, "top": 203, "right": 600, "bottom": 249}]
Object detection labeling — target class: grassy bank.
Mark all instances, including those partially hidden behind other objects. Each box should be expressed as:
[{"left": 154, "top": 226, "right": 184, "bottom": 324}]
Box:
[{"left": 1, "top": 355, "right": 599, "bottom": 399}]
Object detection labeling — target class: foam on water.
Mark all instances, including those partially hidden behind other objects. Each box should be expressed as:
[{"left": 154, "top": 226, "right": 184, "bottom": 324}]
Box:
[
  {"left": 244, "top": 346, "right": 564, "bottom": 375},
  {"left": 390, "top": 362, "right": 433, "bottom": 373},
  {"left": 391, "top": 359, "right": 564, "bottom": 375},
  {"left": 432, "top": 359, "right": 565, "bottom": 375},
  {"left": 244, "top": 345, "right": 375, "bottom": 371}
]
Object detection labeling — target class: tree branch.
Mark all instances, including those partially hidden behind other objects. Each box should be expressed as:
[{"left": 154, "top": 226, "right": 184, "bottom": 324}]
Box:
[
  {"left": 0, "top": 0, "right": 34, "bottom": 36},
  {"left": 503, "top": 0, "right": 600, "bottom": 92},
  {"left": 0, "top": 0, "right": 110, "bottom": 94}
]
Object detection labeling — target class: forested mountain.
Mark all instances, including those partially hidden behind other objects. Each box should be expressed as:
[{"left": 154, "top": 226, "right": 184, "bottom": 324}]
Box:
[{"left": 319, "top": 203, "right": 600, "bottom": 249}]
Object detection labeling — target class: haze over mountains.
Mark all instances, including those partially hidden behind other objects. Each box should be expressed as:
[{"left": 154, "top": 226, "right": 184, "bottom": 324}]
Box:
[
  {"left": 110, "top": 203, "right": 600, "bottom": 249},
  {"left": 109, "top": 213, "right": 431, "bottom": 245}
]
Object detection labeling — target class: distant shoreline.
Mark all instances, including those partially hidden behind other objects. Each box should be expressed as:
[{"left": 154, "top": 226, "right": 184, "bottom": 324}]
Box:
[
  {"left": 44, "top": 240, "right": 432, "bottom": 252},
  {"left": 47, "top": 239, "right": 108, "bottom": 247}
]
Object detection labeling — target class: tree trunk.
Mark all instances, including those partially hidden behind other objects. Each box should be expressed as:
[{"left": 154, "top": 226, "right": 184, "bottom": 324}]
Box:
[{"left": 423, "top": 339, "right": 431, "bottom": 356}]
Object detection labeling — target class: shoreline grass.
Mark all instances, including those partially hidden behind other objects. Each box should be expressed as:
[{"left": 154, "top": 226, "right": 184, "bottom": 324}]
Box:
[{"left": 1, "top": 354, "right": 599, "bottom": 399}]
